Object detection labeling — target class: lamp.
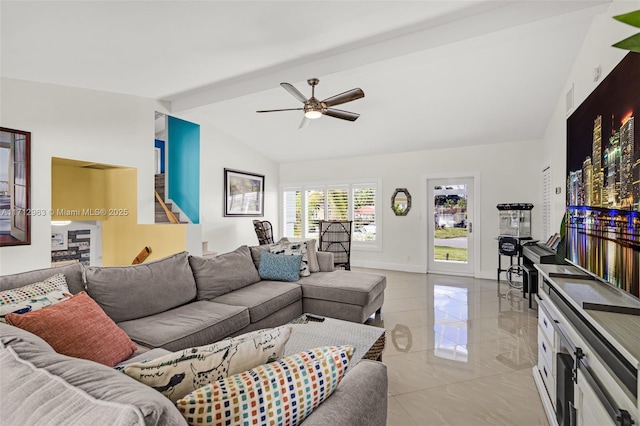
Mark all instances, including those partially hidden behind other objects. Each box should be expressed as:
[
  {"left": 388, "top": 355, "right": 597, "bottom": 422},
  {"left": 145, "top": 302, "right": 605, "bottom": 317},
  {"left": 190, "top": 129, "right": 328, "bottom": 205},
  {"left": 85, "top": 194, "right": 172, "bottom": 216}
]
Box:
[
  {"left": 304, "top": 109, "right": 323, "bottom": 119},
  {"left": 51, "top": 220, "right": 71, "bottom": 226}
]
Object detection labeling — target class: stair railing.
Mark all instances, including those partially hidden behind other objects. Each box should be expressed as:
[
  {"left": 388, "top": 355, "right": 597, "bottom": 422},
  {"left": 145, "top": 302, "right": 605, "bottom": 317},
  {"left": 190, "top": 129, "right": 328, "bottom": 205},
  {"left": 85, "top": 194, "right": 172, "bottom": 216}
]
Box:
[{"left": 154, "top": 191, "right": 179, "bottom": 224}]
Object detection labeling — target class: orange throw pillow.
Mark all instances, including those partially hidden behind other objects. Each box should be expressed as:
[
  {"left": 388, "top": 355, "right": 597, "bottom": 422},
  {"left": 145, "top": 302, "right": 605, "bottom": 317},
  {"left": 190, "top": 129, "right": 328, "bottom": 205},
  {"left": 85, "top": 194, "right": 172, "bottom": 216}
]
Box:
[{"left": 5, "top": 291, "right": 137, "bottom": 366}]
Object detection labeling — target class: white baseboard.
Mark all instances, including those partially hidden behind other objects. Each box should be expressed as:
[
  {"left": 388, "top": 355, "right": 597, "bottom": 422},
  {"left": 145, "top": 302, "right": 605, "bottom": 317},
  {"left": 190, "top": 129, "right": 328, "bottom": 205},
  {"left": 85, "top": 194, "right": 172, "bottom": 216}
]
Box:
[
  {"left": 351, "top": 260, "right": 425, "bottom": 274},
  {"left": 352, "top": 260, "right": 500, "bottom": 282},
  {"left": 532, "top": 366, "right": 557, "bottom": 426}
]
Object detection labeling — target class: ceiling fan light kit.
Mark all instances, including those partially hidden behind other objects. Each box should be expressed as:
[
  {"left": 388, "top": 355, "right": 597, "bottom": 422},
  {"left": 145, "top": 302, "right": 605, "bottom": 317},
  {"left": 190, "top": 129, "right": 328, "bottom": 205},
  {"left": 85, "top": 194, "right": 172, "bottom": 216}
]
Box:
[{"left": 257, "top": 78, "right": 365, "bottom": 128}]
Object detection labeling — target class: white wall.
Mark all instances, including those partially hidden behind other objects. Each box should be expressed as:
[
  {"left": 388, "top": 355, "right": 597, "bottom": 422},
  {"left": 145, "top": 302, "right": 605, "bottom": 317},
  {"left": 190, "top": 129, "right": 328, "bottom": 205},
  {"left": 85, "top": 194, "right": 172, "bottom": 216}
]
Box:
[
  {"left": 0, "top": 78, "right": 280, "bottom": 275},
  {"left": 0, "top": 78, "right": 159, "bottom": 275},
  {"left": 542, "top": 0, "right": 638, "bottom": 232},
  {"left": 177, "top": 111, "right": 280, "bottom": 255},
  {"left": 280, "top": 139, "right": 544, "bottom": 279}
]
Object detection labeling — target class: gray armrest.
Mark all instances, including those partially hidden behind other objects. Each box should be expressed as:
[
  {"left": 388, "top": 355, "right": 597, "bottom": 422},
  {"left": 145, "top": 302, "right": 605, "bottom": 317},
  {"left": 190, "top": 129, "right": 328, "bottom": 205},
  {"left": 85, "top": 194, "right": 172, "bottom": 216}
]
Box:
[
  {"left": 301, "top": 360, "right": 388, "bottom": 426},
  {"left": 316, "top": 251, "right": 335, "bottom": 272}
]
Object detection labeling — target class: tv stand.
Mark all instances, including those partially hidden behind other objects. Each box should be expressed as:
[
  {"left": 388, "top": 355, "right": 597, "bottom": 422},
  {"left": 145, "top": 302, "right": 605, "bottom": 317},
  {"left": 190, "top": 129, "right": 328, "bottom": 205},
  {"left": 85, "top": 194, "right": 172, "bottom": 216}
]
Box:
[{"left": 533, "top": 264, "right": 640, "bottom": 426}]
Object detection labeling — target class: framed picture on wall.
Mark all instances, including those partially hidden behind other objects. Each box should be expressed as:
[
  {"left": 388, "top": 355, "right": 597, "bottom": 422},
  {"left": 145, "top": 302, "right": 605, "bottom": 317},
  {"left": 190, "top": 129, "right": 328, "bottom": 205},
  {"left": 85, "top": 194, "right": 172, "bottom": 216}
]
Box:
[
  {"left": 0, "top": 127, "right": 31, "bottom": 247},
  {"left": 51, "top": 231, "right": 68, "bottom": 250},
  {"left": 224, "top": 168, "right": 264, "bottom": 217}
]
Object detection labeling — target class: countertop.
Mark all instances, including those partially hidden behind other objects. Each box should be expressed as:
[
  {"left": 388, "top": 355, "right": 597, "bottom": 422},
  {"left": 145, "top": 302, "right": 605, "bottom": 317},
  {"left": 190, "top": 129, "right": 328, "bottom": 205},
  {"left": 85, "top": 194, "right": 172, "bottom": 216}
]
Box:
[{"left": 536, "top": 263, "right": 640, "bottom": 368}]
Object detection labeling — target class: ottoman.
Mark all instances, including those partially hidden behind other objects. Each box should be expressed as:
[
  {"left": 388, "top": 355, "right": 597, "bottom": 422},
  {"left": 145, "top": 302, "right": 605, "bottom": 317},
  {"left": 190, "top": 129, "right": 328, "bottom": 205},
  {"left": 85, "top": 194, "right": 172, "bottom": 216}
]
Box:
[{"left": 296, "top": 270, "right": 386, "bottom": 323}]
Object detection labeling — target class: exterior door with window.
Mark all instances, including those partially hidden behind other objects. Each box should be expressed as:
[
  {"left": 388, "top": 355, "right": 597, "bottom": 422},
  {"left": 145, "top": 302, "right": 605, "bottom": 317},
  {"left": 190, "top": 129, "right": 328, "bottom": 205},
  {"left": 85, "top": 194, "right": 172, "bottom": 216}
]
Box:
[{"left": 427, "top": 177, "right": 474, "bottom": 276}]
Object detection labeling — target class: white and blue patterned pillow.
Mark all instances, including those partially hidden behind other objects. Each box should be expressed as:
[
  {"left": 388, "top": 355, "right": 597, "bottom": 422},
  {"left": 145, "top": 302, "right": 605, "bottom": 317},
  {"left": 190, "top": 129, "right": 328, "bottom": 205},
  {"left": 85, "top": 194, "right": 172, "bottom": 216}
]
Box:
[
  {"left": 123, "top": 326, "right": 292, "bottom": 402},
  {"left": 0, "top": 274, "right": 71, "bottom": 323},
  {"left": 258, "top": 251, "right": 302, "bottom": 282},
  {"left": 269, "top": 241, "right": 310, "bottom": 277}
]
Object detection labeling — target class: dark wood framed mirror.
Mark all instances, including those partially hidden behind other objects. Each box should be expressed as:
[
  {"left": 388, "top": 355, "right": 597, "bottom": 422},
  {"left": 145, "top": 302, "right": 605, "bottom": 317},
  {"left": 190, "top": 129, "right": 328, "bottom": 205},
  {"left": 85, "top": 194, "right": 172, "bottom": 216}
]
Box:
[
  {"left": 391, "top": 188, "right": 411, "bottom": 216},
  {"left": 0, "top": 127, "right": 31, "bottom": 246}
]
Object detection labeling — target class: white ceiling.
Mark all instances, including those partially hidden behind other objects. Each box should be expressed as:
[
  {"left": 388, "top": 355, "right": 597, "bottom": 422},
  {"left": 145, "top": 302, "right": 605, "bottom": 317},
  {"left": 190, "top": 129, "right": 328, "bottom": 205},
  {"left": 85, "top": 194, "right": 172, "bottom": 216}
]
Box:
[{"left": 1, "top": 1, "right": 613, "bottom": 163}]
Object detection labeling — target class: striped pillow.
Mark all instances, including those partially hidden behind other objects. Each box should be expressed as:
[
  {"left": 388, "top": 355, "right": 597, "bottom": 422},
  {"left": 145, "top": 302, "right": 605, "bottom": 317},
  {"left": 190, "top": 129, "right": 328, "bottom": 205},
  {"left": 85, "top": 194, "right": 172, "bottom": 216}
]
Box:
[{"left": 176, "top": 345, "right": 354, "bottom": 426}]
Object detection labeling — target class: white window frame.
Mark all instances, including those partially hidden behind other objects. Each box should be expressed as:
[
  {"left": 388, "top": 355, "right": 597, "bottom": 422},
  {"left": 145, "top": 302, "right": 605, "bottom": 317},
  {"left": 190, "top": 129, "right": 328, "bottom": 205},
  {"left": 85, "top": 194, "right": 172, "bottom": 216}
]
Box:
[{"left": 280, "top": 178, "right": 382, "bottom": 251}]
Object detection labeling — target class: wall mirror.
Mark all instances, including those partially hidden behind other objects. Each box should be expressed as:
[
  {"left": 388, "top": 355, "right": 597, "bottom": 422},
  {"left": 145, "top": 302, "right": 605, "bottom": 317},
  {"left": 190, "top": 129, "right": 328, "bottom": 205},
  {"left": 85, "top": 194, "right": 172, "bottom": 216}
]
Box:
[
  {"left": 0, "top": 127, "right": 31, "bottom": 246},
  {"left": 391, "top": 188, "right": 411, "bottom": 216}
]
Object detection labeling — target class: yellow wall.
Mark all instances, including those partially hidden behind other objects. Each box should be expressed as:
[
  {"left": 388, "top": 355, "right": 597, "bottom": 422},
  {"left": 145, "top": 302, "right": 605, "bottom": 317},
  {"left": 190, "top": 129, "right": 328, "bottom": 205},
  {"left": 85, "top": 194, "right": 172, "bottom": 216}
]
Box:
[
  {"left": 51, "top": 158, "right": 186, "bottom": 266},
  {"left": 101, "top": 168, "right": 186, "bottom": 265},
  {"left": 51, "top": 162, "right": 108, "bottom": 221}
]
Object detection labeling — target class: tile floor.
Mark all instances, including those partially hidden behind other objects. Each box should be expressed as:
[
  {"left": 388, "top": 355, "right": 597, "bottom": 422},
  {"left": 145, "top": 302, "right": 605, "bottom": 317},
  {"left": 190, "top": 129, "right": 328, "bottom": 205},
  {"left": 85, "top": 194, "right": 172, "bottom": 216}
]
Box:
[{"left": 362, "top": 269, "right": 549, "bottom": 426}]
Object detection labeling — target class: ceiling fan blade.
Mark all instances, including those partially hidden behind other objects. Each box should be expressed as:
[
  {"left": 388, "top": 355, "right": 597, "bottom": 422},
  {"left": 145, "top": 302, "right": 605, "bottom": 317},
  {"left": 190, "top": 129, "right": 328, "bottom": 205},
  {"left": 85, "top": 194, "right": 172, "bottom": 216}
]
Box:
[
  {"left": 321, "top": 88, "right": 364, "bottom": 107},
  {"left": 256, "top": 108, "right": 304, "bottom": 113},
  {"left": 299, "top": 116, "right": 311, "bottom": 129},
  {"left": 281, "top": 83, "right": 308, "bottom": 103},
  {"left": 323, "top": 108, "right": 360, "bottom": 122}
]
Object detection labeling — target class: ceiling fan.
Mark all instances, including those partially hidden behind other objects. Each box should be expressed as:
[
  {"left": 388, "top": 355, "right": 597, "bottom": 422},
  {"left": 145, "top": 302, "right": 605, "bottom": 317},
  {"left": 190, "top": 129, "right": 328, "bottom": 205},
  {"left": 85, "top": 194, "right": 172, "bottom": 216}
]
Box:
[{"left": 256, "top": 78, "right": 365, "bottom": 129}]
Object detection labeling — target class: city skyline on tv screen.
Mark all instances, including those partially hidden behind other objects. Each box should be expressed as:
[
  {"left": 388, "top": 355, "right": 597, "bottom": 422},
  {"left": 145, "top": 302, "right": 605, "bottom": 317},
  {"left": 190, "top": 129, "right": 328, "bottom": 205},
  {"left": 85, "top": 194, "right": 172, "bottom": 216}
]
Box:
[{"left": 566, "top": 52, "right": 639, "bottom": 298}]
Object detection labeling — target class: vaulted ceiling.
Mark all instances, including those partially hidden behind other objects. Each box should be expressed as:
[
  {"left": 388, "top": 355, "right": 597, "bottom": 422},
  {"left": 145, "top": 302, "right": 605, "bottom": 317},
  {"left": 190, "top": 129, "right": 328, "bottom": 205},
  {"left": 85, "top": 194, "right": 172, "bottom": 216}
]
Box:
[{"left": 2, "top": 1, "right": 613, "bottom": 162}]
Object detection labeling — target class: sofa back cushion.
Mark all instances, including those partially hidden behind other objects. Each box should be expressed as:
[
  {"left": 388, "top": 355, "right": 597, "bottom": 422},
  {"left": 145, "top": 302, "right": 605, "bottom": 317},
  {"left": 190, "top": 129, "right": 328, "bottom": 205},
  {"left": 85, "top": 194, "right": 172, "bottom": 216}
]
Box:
[
  {"left": 1, "top": 346, "right": 147, "bottom": 425},
  {"left": 0, "top": 263, "right": 85, "bottom": 295},
  {"left": 189, "top": 245, "right": 261, "bottom": 300},
  {"left": 0, "top": 323, "right": 186, "bottom": 425},
  {"left": 85, "top": 251, "right": 196, "bottom": 323}
]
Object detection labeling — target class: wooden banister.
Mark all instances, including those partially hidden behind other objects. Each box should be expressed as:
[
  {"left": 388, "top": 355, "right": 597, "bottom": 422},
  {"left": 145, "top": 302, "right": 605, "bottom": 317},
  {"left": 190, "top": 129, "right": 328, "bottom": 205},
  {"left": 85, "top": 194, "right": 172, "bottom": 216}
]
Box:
[{"left": 155, "top": 191, "right": 179, "bottom": 224}]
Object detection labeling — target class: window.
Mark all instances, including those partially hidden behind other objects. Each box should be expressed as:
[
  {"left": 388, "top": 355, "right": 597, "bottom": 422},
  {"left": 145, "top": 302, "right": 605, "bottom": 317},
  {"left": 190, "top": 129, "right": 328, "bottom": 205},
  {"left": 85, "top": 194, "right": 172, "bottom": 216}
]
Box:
[
  {"left": 282, "top": 188, "right": 302, "bottom": 237},
  {"left": 281, "top": 181, "right": 380, "bottom": 249}
]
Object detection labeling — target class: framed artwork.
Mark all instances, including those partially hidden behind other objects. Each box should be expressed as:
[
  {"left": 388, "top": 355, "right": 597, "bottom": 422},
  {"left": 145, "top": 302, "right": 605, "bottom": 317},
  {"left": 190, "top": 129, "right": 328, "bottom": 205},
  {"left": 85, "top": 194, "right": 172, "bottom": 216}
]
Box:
[
  {"left": 224, "top": 168, "right": 264, "bottom": 217},
  {"left": 0, "top": 127, "right": 31, "bottom": 247},
  {"left": 51, "top": 231, "right": 68, "bottom": 250}
]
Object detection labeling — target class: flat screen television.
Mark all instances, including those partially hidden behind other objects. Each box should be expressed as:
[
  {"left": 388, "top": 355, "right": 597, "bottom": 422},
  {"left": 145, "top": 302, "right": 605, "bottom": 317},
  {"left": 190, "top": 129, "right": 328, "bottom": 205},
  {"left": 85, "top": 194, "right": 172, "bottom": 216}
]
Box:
[{"left": 566, "top": 52, "right": 640, "bottom": 299}]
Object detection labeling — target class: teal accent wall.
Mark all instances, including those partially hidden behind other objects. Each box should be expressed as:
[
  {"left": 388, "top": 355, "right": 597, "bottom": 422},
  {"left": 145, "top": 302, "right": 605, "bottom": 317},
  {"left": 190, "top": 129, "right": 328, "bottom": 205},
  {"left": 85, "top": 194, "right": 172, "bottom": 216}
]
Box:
[{"left": 167, "top": 116, "right": 200, "bottom": 224}]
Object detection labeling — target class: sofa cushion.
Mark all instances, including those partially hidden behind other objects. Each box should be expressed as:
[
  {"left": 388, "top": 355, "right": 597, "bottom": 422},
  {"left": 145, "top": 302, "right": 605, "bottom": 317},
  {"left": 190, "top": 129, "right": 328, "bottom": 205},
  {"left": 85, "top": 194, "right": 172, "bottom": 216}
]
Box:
[
  {"left": 249, "top": 244, "right": 270, "bottom": 270},
  {"left": 1, "top": 346, "right": 146, "bottom": 425},
  {"left": 301, "top": 360, "right": 389, "bottom": 426},
  {"left": 0, "top": 263, "right": 85, "bottom": 294},
  {"left": 296, "top": 270, "right": 386, "bottom": 306},
  {"left": 0, "top": 274, "right": 71, "bottom": 322},
  {"left": 212, "top": 280, "right": 302, "bottom": 323},
  {"left": 176, "top": 345, "right": 354, "bottom": 426},
  {"left": 123, "top": 326, "right": 292, "bottom": 402},
  {"left": 258, "top": 251, "right": 302, "bottom": 282},
  {"left": 85, "top": 251, "right": 197, "bottom": 323},
  {"left": 0, "top": 323, "right": 186, "bottom": 426},
  {"left": 189, "top": 246, "right": 261, "bottom": 300},
  {"left": 117, "top": 301, "right": 250, "bottom": 352},
  {"left": 5, "top": 291, "right": 137, "bottom": 367}
]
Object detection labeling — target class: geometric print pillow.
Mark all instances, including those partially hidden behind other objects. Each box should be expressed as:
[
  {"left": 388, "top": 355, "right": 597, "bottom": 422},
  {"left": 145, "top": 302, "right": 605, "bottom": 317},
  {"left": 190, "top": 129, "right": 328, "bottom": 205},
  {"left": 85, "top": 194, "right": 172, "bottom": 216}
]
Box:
[
  {"left": 176, "top": 345, "right": 354, "bottom": 426},
  {"left": 0, "top": 274, "right": 71, "bottom": 323},
  {"left": 123, "top": 326, "right": 292, "bottom": 403},
  {"left": 269, "top": 241, "right": 310, "bottom": 277}
]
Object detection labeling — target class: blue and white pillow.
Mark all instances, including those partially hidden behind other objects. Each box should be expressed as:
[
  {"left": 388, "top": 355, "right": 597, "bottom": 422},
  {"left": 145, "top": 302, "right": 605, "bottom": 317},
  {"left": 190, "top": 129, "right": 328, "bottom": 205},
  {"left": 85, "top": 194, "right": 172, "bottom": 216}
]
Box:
[
  {"left": 269, "top": 241, "right": 310, "bottom": 277},
  {"left": 258, "top": 251, "right": 303, "bottom": 282}
]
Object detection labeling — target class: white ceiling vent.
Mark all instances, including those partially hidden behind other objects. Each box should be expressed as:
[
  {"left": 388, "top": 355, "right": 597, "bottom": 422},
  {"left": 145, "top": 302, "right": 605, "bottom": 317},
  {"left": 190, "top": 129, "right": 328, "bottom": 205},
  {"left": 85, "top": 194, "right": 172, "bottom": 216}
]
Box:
[{"left": 565, "top": 84, "right": 574, "bottom": 115}]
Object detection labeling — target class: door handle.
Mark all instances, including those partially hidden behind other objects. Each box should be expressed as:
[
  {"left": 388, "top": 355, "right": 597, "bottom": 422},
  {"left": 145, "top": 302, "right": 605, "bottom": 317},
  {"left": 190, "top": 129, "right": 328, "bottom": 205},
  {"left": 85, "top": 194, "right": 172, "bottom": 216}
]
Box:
[{"left": 469, "top": 222, "right": 472, "bottom": 233}]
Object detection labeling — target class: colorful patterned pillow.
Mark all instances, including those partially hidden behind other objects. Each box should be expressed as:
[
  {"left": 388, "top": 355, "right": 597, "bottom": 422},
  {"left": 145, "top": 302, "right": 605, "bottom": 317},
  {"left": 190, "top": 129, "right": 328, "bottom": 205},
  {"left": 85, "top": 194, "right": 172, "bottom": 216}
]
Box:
[
  {"left": 0, "top": 274, "right": 71, "bottom": 323},
  {"left": 269, "top": 241, "right": 310, "bottom": 277},
  {"left": 5, "top": 291, "right": 137, "bottom": 367},
  {"left": 258, "top": 252, "right": 302, "bottom": 282},
  {"left": 124, "top": 326, "right": 292, "bottom": 402},
  {"left": 176, "top": 345, "right": 354, "bottom": 426}
]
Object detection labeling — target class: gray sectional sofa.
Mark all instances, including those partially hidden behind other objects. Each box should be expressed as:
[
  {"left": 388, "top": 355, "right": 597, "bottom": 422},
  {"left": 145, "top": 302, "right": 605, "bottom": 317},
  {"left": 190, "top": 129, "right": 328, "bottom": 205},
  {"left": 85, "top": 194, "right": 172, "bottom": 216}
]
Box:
[{"left": 0, "top": 245, "right": 388, "bottom": 425}]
